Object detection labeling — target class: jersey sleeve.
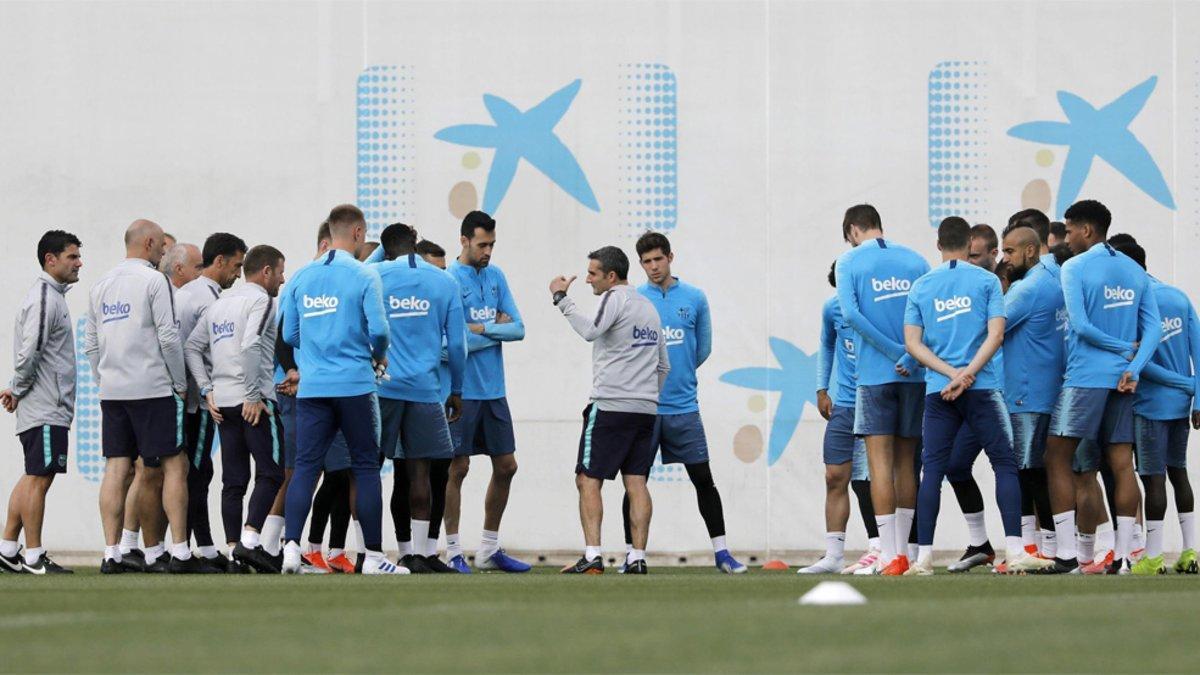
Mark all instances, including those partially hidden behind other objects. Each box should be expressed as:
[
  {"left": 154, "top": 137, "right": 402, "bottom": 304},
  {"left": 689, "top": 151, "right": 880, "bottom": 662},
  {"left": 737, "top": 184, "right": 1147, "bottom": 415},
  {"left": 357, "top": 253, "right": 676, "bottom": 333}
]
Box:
[
  {"left": 694, "top": 291, "right": 712, "bottom": 367},
  {"left": 1060, "top": 259, "right": 1134, "bottom": 357},
  {"left": 482, "top": 269, "right": 525, "bottom": 342},
  {"left": 836, "top": 252, "right": 906, "bottom": 362},
  {"left": 1128, "top": 276, "right": 1162, "bottom": 378},
  {"left": 816, "top": 301, "right": 836, "bottom": 392}
]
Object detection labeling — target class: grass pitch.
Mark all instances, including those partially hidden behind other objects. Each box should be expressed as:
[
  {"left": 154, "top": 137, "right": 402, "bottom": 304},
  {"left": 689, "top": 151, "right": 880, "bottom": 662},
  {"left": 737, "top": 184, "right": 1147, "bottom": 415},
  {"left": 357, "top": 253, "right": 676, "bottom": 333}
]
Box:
[{"left": 1, "top": 566, "right": 1198, "bottom": 673}]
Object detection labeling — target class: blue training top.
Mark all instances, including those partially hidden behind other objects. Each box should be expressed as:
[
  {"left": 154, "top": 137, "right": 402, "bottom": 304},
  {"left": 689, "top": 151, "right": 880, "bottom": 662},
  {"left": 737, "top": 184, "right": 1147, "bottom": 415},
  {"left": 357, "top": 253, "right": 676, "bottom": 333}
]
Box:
[
  {"left": 1002, "top": 261, "right": 1066, "bottom": 414},
  {"left": 1135, "top": 278, "right": 1200, "bottom": 420},
  {"left": 638, "top": 278, "right": 711, "bottom": 415},
  {"left": 818, "top": 296, "right": 859, "bottom": 408},
  {"left": 448, "top": 259, "right": 524, "bottom": 400}
]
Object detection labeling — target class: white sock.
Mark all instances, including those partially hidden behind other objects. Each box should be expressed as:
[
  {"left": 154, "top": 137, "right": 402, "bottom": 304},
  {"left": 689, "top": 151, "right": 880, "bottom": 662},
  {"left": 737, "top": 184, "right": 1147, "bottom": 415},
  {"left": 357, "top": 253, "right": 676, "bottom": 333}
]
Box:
[
  {"left": 584, "top": 545, "right": 601, "bottom": 562},
  {"left": 877, "top": 513, "right": 897, "bottom": 564},
  {"left": 24, "top": 547, "right": 44, "bottom": 565},
  {"left": 1096, "top": 524, "right": 1115, "bottom": 555},
  {"left": 1077, "top": 533, "right": 1095, "bottom": 562},
  {"left": 446, "top": 533, "right": 462, "bottom": 559},
  {"left": 1132, "top": 520, "right": 1146, "bottom": 551},
  {"left": 1116, "top": 515, "right": 1136, "bottom": 561},
  {"left": 895, "top": 508, "right": 915, "bottom": 558},
  {"left": 170, "top": 542, "right": 191, "bottom": 560},
  {"left": 328, "top": 548, "right": 344, "bottom": 560},
  {"left": 868, "top": 536, "right": 881, "bottom": 552},
  {"left": 625, "top": 543, "right": 634, "bottom": 556},
  {"left": 907, "top": 543, "right": 919, "bottom": 562},
  {"left": 145, "top": 543, "right": 165, "bottom": 563},
  {"left": 198, "top": 545, "right": 218, "bottom": 559},
  {"left": 261, "top": 515, "right": 285, "bottom": 556},
  {"left": 119, "top": 529, "right": 139, "bottom": 554},
  {"left": 1021, "top": 515, "right": 1037, "bottom": 547},
  {"left": 629, "top": 548, "right": 646, "bottom": 562},
  {"left": 303, "top": 541, "right": 320, "bottom": 554},
  {"left": 398, "top": 540, "right": 413, "bottom": 557},
  {"left": 964, "top": 511, "right": 988, "bottom": 547},
  {"left": 104, "top": 545, "right": 122, "bottom": 562},
  {"left": 427, "top": 537, "right": 439, "bottom": 556},
  {"left": 240, "top": 530, "right": 261, "bottom": 549},
  {"left": 0, "top": 539, "right": 17, "bottom": 558},
  {"left": 1180, "top": 512, "right": 1195, "bottom": 550},
  {"left": 711, "top": 535, "right": 728, "bottom": 553},
  {"left": 825, "top": 532, "right": 846, "bottom": 561},
  {"left": 352, "top": 520, "right": 365, "bottom": 553},
  {"left": 1052, "top": 511, "right": 1077, "bottom": 560},
  {"left": 478, "top": 529, "right": 500, "bottom": 559},
  {"left": 917, "top": 544, "right": 933, "bottom": 565},
  {"left": 411, "top": 520, "right": 431, "bottom": 557},
  {"left": 1005, "top": 536, "right": 1024, "bottom": 562},
  {"left": 1040, "top": 530, "right": 1057, "bottom": 558},
  {"left": 1146, "top": 520, "right": 1164, "bottom": 558}
]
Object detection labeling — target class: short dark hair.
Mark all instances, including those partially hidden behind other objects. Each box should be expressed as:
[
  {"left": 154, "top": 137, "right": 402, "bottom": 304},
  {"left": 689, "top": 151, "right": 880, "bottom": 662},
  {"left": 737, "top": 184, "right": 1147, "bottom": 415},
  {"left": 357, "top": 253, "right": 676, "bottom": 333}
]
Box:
[
  {"left": 317, "top": 221, "right": 331, "bottom": 246},
  {"left": 461, "top": 211, "right": 496, "bottom": 239},
  {"left": 635, "top": 231, "right": 671, "bottom": 258},
  {"left": 937, "top": 216, "right": 971, "bottom": 250},
  {"left": 380, "top": 222, "right": 418, "bottom": 259},
  {"left": 588, "top": 246, "right": 629, "bottom": 280},
  {"left": 202, "top": 232, "right": 248, "bottom": 268},
  {"left": 243, "top": 245, "right": 284, "bottom": 275},
  {"left": 1111, "top": 240, "right": 1146, "bottom": 270},
  {"left": 1050, "top": 221, "right": 1066, "bottom": 241},
  {"left": 1063, "top": 199, "right": 1111, "bottom": 236},
  {"left": 1004, "top": 209, "right": 1050, "bottom": 246},
  {"left": 1106, "top": 232, "right": 1138, "bottom": 247},
  {"left": 37, "top": 230, "right": 81, "bottom": 268},
  {"left": 842, "top": 204, "right": 882, "bottom": 242},
  {"left": 827, "top": 261, "right": 837, "bottom": 288},
  {"left": 969, "top": 224, "right": 998, "bottom": 250},
  {"left": 327, "top": 204, "right": 366, "bottom": 235},
  {"left": 415, "top": 240, "right": 445, "bottom": 258},
  {"left": 993, "top": 259, "right": 1011, "bottom": 284},
  {"left": 1051, "top": 242, "right": 1075, "bottom": 266}
]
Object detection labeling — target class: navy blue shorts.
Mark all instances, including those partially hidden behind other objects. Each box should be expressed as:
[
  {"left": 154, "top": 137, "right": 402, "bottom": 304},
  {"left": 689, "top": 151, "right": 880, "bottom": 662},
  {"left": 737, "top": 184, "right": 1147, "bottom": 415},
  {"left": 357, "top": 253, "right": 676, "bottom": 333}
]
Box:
[
  {"left": 379, "top": 398, "right": 454, "bottom": 460},
  {"left": 576, "top": 404, "right": 657, "bottom": 480},
  {"left": 1011, "top": 412, "right": 1050, "bottom": 470},
  {"left": 1050, "top": 387, "right": 1134, "bottom": 445},
  {"left": 1073, "top": 439, "right": 1102, "bottom": 473},
  {"left": 451, "top": 398, "right": 516, "bottom": 457},
  {"left": 824, "top": 406, "right": 869, "bottom": 480},
  {"left": 101, "top": 396, "right": 183, "bottom": 462},
  {"left": 654, "top": 412, "right": 709, "bottom": 465},
  {"left": 854, "top": 382, "right": 925, "bottom": 438},
  {"left": 1135, "top": 416, "right": 1190, "bottom": 476},
  {"left": 19, "top": 425, "right": 68, "bottom": 476},
  {"left": 279, "top": 393, "right": 351, "bottom": 472}
]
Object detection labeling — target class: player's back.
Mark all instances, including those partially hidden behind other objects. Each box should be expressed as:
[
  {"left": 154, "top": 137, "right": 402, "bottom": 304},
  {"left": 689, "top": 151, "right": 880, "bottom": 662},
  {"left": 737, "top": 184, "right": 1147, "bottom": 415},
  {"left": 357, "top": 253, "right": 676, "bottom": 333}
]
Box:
[
  {"left": 376, "top": 254, "right": 460, "bottom": 402},
  {"left": 1136, "top": 280, "right": 1195, "bottom": 419},
  {"left": 88, "top": 258, "right": 176, "bottom": 400},
  {"left": 905, "top": 260, "right": 1004, "bottom": 394},
  {"left": 821, "top": 295, "right": 858, "bottom": 408}
]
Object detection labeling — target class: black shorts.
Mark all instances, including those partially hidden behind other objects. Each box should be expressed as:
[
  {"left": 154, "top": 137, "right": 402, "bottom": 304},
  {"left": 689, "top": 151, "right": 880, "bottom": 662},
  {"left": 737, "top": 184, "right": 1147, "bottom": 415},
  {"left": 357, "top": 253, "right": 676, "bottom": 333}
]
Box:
[
  {"left": 575, "top": 404, "right": 656, "bottom": 480},
  {"left": 101, "top": 396, "right": 183, "bottom": 462},
  {"left": 19, "top": 425, "right": 69, "bottom": 476}
]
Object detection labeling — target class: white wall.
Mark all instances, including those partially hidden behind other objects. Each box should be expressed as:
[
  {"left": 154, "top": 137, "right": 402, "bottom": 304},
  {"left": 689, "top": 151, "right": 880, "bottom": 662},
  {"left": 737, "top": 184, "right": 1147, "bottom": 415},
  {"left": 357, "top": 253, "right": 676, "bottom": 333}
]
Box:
[{"left": 1, "top": 0, "right": 1197, "bottom": 555}]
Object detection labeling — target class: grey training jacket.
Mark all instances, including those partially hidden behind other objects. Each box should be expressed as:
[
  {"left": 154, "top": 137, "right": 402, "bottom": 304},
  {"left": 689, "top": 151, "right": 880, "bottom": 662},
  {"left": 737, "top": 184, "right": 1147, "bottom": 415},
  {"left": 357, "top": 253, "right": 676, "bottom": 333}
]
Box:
[{"left": 10, "top": 273, "right": 76, "bottom": 433}]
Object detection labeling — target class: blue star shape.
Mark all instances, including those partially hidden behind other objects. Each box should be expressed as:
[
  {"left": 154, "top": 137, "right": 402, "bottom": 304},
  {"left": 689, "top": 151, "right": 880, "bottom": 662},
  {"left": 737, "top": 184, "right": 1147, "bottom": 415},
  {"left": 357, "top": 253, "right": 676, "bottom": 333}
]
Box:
[
  {"left": 1008, "top": 76, "right": 1175, "bottom": 218},
  {"left": 435, "top": 79, "right": 599, "bottom": 214},
  {"left": 720, "top": 337, "right": 819, "bottom": 466}
]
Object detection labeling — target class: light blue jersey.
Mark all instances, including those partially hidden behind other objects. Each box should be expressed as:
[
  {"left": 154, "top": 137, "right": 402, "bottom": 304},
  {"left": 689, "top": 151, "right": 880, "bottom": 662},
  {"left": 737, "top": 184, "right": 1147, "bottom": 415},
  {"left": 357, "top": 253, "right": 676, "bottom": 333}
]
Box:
[
  {"left": 1060, "top": 242, "right": 1161, "bottom": 389},
  {"left": 281, "top": 249, "right": 388, "bottom": 398},
  {"left": 1002, "top": 261, "right": 1066, "bottom": 414},
  {"left": 448, "top": 260, "right": 524, "bottom": 400},
  {"left": 818, "top": 296, "right": 858, "bottom": 408},
  {"left": 903, "top": 259, "right": 1005, "bottom": 395},
  {"left": 373, "top": 253, "right": 467, "bottom": 404},
  {"left": 835, "top": 238, "right": 930, "bottom": 387},
  {"left": 638, "top": 278, "right": 711, "bottom": 414},
  {"left": 1040, "top": 252, "right": 1062, "bottom": 280},
  {"left": 1136, "top": 279, "right": 1200, "bottom": 420}
]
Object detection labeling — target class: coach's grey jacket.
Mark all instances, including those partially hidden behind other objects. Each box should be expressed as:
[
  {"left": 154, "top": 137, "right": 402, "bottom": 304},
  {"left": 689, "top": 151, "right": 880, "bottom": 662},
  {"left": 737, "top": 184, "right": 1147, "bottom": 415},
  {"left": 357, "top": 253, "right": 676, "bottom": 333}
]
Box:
[
  {"left": 557, "top": 283, "right": 670, "bottom": 415},
  {"left": 184, "top": 282, "right": 278, "bottom": 408},
  {"left": 9, "top": 273, "right": 76, "bottom": 434},
  {"left": 176, "top": 275, "right": 222, "bottom": 413}
]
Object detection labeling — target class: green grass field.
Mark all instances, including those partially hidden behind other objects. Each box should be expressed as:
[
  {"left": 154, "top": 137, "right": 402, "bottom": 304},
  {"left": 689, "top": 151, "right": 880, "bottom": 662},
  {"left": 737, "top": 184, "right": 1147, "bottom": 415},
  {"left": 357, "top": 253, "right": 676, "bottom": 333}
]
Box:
[{"left": 2, "top": 567, "right": 1199, "bottom": 673}]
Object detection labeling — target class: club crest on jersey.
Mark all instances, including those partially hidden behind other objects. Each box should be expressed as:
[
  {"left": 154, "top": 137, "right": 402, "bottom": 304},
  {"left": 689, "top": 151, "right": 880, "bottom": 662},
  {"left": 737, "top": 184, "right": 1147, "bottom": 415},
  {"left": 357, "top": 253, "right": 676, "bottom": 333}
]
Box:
[
  {"left": 842, "top": 337, "right": 856, "bottom": 357},
  {"left": 662, "top": 325, "right": 684, "bottom": 346},
  {"left": 677, "top": 306, "right": 690, "bottom": 320},
  {"left": 934, "top": 295, "right": 972, "bottom": 322},
  {"left": 301, "top": 294, "right": 339, "bottom": 318},
  {"left": 871, "top": 277, "right": 911, "bottom": 302},
  {"left": 1103, "top": 286, "right": 1135, "bottom": 309},
  {"left": 211, "top": 319, "right": 236, "bottom": 344},
  {"left": 1161, "top": 316, "right": 1183, "bottom": 342},
  {"left": 389, "top": 295, "right": 431, "bottom": 318},
  {"left": 470, "top": 306, "right": 497, "bottom": 322},
  {"left": 100, "top": 301, "right": 131, "bottom": 324},
  {"left": 631, "top": 325, "right": 659, "bottom": 347}
]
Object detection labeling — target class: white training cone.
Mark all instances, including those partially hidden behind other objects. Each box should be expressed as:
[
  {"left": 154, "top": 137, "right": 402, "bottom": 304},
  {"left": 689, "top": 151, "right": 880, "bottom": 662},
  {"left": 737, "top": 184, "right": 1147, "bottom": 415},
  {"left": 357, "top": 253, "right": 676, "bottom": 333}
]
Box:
[{"left": 798, "top": 581, "right": 867, "bottom": 606}]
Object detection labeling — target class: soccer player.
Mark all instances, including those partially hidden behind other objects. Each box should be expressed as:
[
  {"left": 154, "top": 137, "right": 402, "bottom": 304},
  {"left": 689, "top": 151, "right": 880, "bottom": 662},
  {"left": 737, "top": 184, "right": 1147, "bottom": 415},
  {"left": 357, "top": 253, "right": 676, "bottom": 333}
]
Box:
[
  {"left": 1109, "top": 240, "right": 1200, "bottom": 574},
  {"left": 176, "top": 233, "right": 247, "bottom": 572},
  {"left": 1048, "top": 221, "right": 1067, "bottom": 248},
  {"left": 552, "top": 246, "right": 670, "bottom": 574},
  {"left": 279, "top": 204, "right": 401, "bottom": 575},
  {"left": 444, "top": 211, "right": 530, "bottom": 573},
  {"left": 370, "top": 224, "right": 465, "bottom": 574},
  {"left": 902, "top": 216, "right": 1036, "bottom": 575},
  {"left": 87, "top": 219, "right": 202, "bottom": 574},
  {"left": 185, "top": 245, "right": 286, "bottom": 573},
  {"left": 416, "top": 239, "right": 454, "bottom": 559},
  {"left": 835, "top": 204, "right": 928, "bottom": 575},
  {"left": 0, "top": 231, "right": 82, "bottom": 574},
  {"left": 161, "top": 243, "right": 204, "bottom": 288},
  {"left": 628, "top": 232, "right": 746, "bottom": 574},
  {"left": 967, "top": 224, "right": 998, "bottom": 272},
  {"left": 1039, "top": 200, "right": 1161, "bottom": 575}
]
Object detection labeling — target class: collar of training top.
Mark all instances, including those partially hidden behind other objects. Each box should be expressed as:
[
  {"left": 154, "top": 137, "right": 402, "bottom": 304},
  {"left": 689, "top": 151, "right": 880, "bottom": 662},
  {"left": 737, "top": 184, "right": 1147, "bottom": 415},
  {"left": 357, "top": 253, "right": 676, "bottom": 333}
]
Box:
[{"left": 38, "top": 270, "right": 71, "bottom": 294}]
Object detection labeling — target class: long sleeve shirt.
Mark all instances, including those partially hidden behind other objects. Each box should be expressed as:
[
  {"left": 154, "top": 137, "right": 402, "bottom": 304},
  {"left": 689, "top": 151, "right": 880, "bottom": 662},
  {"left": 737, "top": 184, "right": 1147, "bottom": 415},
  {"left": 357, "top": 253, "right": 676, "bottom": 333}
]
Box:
[
  {"left": 184, "top": 283, "right": 277, "bottom": 407},
  {"left": 9, "top": 273, "right": 76, "bottom": 433},
  {"left": 638, "top": 278, "right": 711, "bottom": 414}
]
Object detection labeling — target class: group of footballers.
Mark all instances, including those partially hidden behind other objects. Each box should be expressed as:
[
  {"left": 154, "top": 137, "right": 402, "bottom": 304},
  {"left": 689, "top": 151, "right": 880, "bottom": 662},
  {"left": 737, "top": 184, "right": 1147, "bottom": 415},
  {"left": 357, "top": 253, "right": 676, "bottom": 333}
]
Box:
[
  {"left": 803, "top": 201, "right": 1200, "bottom": 576},
  {"left": 0, "top": 204, "right": 748, "bottom": 575}
]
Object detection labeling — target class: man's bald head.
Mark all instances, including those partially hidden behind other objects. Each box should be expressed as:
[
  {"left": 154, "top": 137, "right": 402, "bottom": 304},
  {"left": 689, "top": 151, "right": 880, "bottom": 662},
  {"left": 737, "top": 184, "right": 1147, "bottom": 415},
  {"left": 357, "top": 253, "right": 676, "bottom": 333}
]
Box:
[
  {"left": 1001, "top": 224, "right": 1043, "bottom": 283},
  {"left": 124, "top": 219, "right": 167, "bottom": 266}
]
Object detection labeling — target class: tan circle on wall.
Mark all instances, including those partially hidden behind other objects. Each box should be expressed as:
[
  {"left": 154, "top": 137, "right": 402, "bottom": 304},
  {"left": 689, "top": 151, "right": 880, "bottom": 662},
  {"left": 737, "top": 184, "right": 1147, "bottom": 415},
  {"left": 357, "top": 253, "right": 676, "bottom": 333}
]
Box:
[
  {"left": 747, "top": 395, "right": 767, "bottom": 413},
  {"left": 733, "top": 425, "right": 764, "bottom": 463},
  {"left": 449, "top": 181, "right": 479, "bottom": 220},
  {"left": 1021, "top": 179, "right": 1052, "bottom": 213},
  {"left": 1035, "top": 149, "right": 1054, "bottom": 167},
  {"left": 462, "top": 152, "right": 482, "bottom": 170}
]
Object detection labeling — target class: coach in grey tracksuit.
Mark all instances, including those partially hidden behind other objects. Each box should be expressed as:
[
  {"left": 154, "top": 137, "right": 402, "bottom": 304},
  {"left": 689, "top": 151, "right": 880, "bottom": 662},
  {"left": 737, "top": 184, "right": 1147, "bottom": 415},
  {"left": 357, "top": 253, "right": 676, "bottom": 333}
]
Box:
[{"left": 551, "top": 245, "right": 669, "bottom": 572}]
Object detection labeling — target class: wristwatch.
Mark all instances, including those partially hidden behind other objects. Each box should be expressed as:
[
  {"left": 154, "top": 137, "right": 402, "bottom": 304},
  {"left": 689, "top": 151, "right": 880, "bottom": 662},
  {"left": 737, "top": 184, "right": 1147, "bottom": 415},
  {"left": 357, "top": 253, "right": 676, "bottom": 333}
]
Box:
[{"left": 552, "top": 291, "right": 567, "bottom": 305}]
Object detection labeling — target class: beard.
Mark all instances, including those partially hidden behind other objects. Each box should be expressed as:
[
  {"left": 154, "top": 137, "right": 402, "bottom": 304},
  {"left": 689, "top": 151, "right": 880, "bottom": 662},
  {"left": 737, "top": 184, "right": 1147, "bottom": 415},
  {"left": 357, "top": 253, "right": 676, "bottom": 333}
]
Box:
[{"left": 1007, "top": 262, "right": 1031, "bottom": 283}]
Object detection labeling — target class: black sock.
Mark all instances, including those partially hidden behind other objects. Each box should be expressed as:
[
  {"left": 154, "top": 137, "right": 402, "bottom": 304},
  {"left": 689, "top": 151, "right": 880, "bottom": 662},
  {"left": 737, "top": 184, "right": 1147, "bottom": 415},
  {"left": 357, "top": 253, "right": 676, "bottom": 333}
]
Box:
[
  {"left": 622, "top": 492, "right": 632, "bottom": 547},
  {"left": 851, "top": 480, "right": 878, "bottom": 538},
  {"left": 686, "top": 462, "right": 726, "bottom": 539},
  {"left": 327, "top": 470, "right": 353, "bottom": 550},
  {"left": 391, "top": 460, "right": 411, "bottom": 544},
  {"left": 428, "top": 458, "right": 451, "bottom": 541}
]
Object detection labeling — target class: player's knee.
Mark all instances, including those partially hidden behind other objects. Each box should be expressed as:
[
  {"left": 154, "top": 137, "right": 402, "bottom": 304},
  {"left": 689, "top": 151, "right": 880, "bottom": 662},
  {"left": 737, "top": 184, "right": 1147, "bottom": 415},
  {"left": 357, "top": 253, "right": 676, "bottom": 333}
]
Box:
[
  {"left": 449, "top": 460, "right": 469, "bottom": 483},
  {"left": 493, "top": 456, "right": 517, "bottom": 482},
  {"left": 823, "top": 466, "right": 848, "bottom": 492},
  {"left": 685, "top": 462, "right": 715, "bottom": 490}
]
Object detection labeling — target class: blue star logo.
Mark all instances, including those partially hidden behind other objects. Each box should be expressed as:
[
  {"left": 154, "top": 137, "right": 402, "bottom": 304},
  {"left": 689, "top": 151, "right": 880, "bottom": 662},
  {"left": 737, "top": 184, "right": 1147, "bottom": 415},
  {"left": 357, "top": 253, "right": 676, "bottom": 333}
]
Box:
[
  {"left": 1007, "top": 76, "right": 1175, "bottom": 218},
  {"left": 720, "top": 337, "right": 819, "bottom": 466},
  {"left": 435, "top": 79, "right": 599, "bottom": 214}
]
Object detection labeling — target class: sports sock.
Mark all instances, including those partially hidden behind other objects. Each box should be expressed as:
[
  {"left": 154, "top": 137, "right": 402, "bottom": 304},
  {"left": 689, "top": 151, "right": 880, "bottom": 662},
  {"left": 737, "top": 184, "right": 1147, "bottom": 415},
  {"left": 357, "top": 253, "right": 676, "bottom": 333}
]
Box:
[
  {"left": 1145, "top": 520, "right": 1164, "bottom": 559},
  {"left": 24, "top": 547, "right": 43, "bottom": 565},
  {"left": 625, "top": 543, "right": 634, "bottom": 557},
  {"left": 170, "top": 542, "right": 191, "bottom": 560},
  {"left": 1115, "top": 515, "right": 1136, "bottom": 561},
  {"left": 198, "top": 545, "right": 218, "bottom": 559},
  {"left": 304, "top": 541, "right": 321, "bottom": 555},
  {"left": 868, "top": 536, "right": 880, "bottom": 552},
  {"left": 825, "top": 532, "right": 846, "bottom": 560},
  {"left": 1021, "top": 515, "right": 1037, "bottom": 548},
  {"left": 426, "top": 538, "right": 439, "bottom": 556},
  {"left": 478, "top": 529, "right": 500, "bottom": 560},
  {"left": 1052, "top": 510, "right": 1077, "bottom": 560},
  {"left": 261, "top": 515, "right": 285, "bottom": 556},
  {"left": 1041, "top": 529, "right": 1058, "bottom": 558},
  {"left": 352, "top": 520, "right": 365, "bottom": 553},
  {"left": 1005, "top": 536, "right": 1023, "bottom": 562},
  {"left": 240, "top": 530, "right": 261, "bottom": 549},
  {"left": 328, "top": 548, "right": 344, "bottom": 560},
  {"left": 145, "top": 543, "right": 165, "bottom": 563},
  {"left": 917, "top": 544, "right": 933, "bottom": 565},
  {"left": 1132, "top": 521, "right": 1146, "bottom": 552},
  {"left": 711, "top": 535, "right": 727, "bottom": 554},
  {"left": 1096, "top": 524, "right": 1115, "bottom": 555},
  {"left": 119, "top": 529, "right": 139, "bottom": 554},
  {"left": 1180, "top": 512, "right": 1195, "bottom": 550},
  {"left": 907, "top": 543, "right": 919, "bottom": 562},
  {"left": 0, "top": 539, "right": 17, "bottom": 557},
  {"left": 629, "top": 548, "right": 646, "bottom": 562},
  {"left": 964, "top": 511, "right": 988, "bottom": 547},
  {"left": 895, "top": 508, "right": 915, "bottom": 557},
  {"left": 584, "top": 545, "right": 601, "bottom": 562},
  {"left": 1077, "top": 533, "right": 1095, "bottom": 562},
  {"left": 398, "top": 540, "right": 413, "bottom": 557},
  {"left": 446, "top": 533, "right": 462, "bottom": 560},
  {"left": 411, "top": 520, "right": 430, "bottom": 557},
  {"left": 104, "top": 545, "right": 121, "bottom": 562},
  {"left": 876, "top": 513, "right": 897, "bottom": 564}
]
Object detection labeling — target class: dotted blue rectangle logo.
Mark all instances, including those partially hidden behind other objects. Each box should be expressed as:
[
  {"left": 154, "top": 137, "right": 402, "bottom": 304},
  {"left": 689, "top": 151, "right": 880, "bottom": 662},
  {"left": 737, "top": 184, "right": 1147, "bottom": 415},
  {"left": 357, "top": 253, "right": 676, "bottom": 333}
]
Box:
[
  {"left": 620, "top": 64, "right": 678, "bottom": 233},
  {"left": 928, "top": 61, "right": 988, "bottom": 227},
  {"left": 357, "top": 65, "right": 414, "bottom": 238}
]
